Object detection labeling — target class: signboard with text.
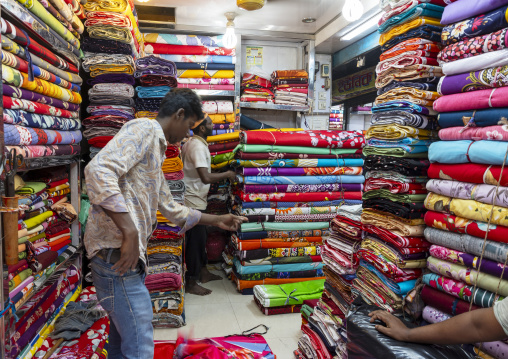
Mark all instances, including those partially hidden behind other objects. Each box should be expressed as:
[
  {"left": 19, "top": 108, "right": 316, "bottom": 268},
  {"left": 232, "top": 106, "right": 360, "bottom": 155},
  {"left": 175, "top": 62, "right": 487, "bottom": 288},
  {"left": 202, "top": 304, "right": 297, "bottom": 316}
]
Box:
[{"left": 332, "top": 66, "right": 376, "bottom": 103}]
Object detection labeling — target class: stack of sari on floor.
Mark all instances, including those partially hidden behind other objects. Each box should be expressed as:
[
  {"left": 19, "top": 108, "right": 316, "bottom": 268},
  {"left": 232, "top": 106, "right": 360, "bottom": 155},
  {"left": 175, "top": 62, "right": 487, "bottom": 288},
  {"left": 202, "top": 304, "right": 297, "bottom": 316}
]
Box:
[
  {"left": 294, "top": 205, "right": 364, "bottom": 358},
  {"left": 82, "top": 0, "right": 142, "bottom": 155},
  {"left": 149, "top": 143, "right": 186, "bottom": 328},
  {"left": 421, "top": 1, "right": 508, "bottom": 357},
  {"left": 229, "top": 130, "right": 365, "bottom": 315},
  {"left": 143, "top": 33, "right": 236, "bottom": 91},
  {"left": 1, "top": 14, "right": 82, "bottom": 160},
  {"left": 355, "top": 0, "right": 446, "bottom": 319},
  {"left": 134, "top": 55, "right": 177, "bottom": 119}
]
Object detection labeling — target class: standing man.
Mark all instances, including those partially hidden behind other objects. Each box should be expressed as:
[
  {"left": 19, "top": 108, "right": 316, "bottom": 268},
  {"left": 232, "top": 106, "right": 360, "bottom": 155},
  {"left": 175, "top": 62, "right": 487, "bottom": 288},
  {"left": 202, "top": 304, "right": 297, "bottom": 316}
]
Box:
[
  {"left": 84, "top": 89, "right": 246, "bottom": 359},
  {"left": 181, "top": 114, "right": 236, "bottom": 296}
]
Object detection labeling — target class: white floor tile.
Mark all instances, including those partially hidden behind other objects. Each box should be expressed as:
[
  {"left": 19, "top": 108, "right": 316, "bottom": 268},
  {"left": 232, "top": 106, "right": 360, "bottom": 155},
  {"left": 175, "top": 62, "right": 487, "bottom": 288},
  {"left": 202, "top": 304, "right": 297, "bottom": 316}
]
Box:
[
  {"left": 231, "top": 301, "right": 303, "bottom": 339},
  {"left": 184, "top": 276, "right": 230, "bottom": 305},
  {"left": 265, "top": 337, "right": 297, "bottom": 359},
  {"left": 223, "top": 277, "right": 255, "bottom": 304},
  {"left": 180, "top": 302, "right": 242, "bottom": 338}
]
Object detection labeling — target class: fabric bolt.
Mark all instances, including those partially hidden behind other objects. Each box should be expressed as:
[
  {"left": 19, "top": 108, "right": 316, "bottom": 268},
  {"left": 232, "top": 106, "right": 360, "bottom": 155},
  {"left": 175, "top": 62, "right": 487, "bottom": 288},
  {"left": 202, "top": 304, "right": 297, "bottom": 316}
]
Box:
[
  {"left": 378, "top": 81, "right": 438, "bottom": 96},
  {"left": 363, "top": 199, "right": 427, "bottom": 220},
  {"left": 2, "top": 65, "right": 81, "bottom": 104},
  {"left": 363, "top": 224, "right": 430, "bottom": 249},
  {"left": 428, "top": 140, "right": 508, "bottom": 165},
  {"left": 427, "top": 179, "right": 508, "bottom": 207},
  {"left": 378, "top": 4, "right": 445, "bottom": 34},
  {"left": 89, "top": 83, "right": 135, "bottom": 98},
  {"left": 6, "top": 144, "right": 81, "bottom": 158},
  {"left": 439, "top": 28, "right": 508, "bottom": 63},
  {"left": 176, "top": 69, "right": 234, "bottom": 79},
  {"left": 442, "top": 48, "right": 508, "bottom": 76},
  {"left": 439, "top": 126, "right": 508, "bottom": 142},
  {"left": 372, "top": 100, "right": 437, "bottom": 116},
  {"left": 237, "top": 191, "right": 361, "bottom": 203},
  {"left": 364, "top": 156, "right": 430, "bottom": 176},
  {"left": 238, "top": 175, "right": 365, "bottom": 185},
  {"left": 364, "top": 177, "right": 427, "bottom": 194},
  {"left": 253, "top": 279, "right": 325, "bottom": 308},
  {"left": 424, "top": 227, "right": 508, "bottom": 264},
  {"left": 143, "top": 33, "right": 225, "bottom": 47},
  {"left": 376, "top": 64, "right": 444, "bottom": 88},
  {"left": 152, "top": 54, "right": 236, "bottom": 64},
  {"left": 363, "top": 189, "right": 427, "bottom": 203},
  {"left": 236, "top": 152, "right": 363, "bottom": 161},
  {"left": 4, "top": 109, "right": 81, "bottom": 130},
  {"left": 88, "top": 73, "right": 135, "bottom": 86},
  {"left": 362, "top": 210, "right": 426, "bottom": 236},
  {"left": 177, "top": 77, "right": 234, "bottom": 84},
  {"left": 241, "top": 166, "right": 362, "bottom": 176},
  {"left": 145, "top": 43, "right": 235, "bottom": 56},
  {"left": 240, "top": 130, "right": 365, "bottom": 149},
  {"left": 135, "top": 55, "right": 177, "bottom": 77},
  {"left": 87, "top": 24, "right": 133, "bottom": 45},
  {"left": 381, "top": 25, "right": 444, "bottom": 52},
  {"left": 421, "top": 285, "right": 481, "bottom": 316},
  {"left": 380, "top": 38, "right": 441, "bottom": 61},
  {"left": 81, "top": 36, "right": 132, "bottom": 55},
  {"left": 3, "top": 85, "right": 79, "bottom": 112},
  {"left": 5, "top": 124, "right": 82, "bottom": 145},
  {"left": 242, "top": 183, "right": 362, "bottom": 193},
  {"left": 379, "top": 17, "right": 443, "bottom": 45},
  {"left": 440, "top": 0, "right": 508, "bottom": 25},
  {"left": 3, "top": 96, "right": 78, "bottom": 119},
  {"left": 177, "top": 84, "right": 234, "bottom": 90},
  {"left": 371, "top": 111, "right": 437, "bottom": 130},
  {"left": 442, "top": 5, "right": 508, "bottom": 45},
  {"left": 425, "top": 210, "right": 508, "bottom": 244},
  {"left": 438, "top": 108, "right": 508, "bottom": 128},
  {"left": 428, "top": 163, "right": 508, "bottom": 186},
  {"left": 434, "top": 88, "right": 508, "bottom": 112}
]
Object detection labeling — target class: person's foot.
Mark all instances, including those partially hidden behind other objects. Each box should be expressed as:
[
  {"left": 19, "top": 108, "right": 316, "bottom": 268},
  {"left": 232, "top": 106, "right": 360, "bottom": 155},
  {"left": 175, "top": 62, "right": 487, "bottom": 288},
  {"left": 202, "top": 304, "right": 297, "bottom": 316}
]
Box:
[
  {"left": 200, "top": 267, "right": 222, "bottom": 283},
  {"left": 186, "top": 278, "right": 212, "bottom": 296}
]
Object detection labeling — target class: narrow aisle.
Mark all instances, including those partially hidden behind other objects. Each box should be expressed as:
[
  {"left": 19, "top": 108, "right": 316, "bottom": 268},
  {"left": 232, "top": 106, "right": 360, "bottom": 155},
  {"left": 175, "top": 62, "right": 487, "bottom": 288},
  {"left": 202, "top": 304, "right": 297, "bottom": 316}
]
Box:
[{"left": 154, "top": 266, "right": 301, "bottom": 358}]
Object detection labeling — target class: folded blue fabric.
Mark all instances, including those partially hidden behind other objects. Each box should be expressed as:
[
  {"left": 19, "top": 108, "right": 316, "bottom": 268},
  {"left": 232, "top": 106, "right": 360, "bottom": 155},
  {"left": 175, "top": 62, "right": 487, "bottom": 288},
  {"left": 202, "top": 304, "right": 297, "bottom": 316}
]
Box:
[
  {"left": 429, "top": 140, "right": 508, "bottom": 165},
  {"left": 360, "top": 260, "right": 416, "bottom": 296},
  {"left": 233, "top": 257, "right": 324, "bottom": 275},
  {"left": 136, "top": 86, "right": 172, "bottom": 98},
  {"left": 379, "top": 4, "right": 445, "bottom": 34},
  {"left": 381, "top": 24, "right": 443, "bottom": 52},
  {"left": 438, "top": 108, "right": 508, "bottom": 128}
]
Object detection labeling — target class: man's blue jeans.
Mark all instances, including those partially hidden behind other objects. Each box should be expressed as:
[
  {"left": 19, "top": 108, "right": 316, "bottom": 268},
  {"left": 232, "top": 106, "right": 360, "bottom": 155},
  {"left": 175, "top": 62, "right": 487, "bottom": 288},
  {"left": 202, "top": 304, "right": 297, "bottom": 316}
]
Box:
[{"left": 90, "top": 255, "right": 154, "bottom": 359}]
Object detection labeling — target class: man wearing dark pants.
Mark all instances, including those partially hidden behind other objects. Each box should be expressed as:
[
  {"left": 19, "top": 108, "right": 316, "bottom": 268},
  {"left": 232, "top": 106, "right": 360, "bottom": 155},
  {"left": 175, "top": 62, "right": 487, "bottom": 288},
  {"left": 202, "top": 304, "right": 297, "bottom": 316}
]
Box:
[
  {"left": 181, "top": 114, "right": 236, "bottom": 295},
  {"left": 84, "top": 89, "right": 246, "bottom": 358}
]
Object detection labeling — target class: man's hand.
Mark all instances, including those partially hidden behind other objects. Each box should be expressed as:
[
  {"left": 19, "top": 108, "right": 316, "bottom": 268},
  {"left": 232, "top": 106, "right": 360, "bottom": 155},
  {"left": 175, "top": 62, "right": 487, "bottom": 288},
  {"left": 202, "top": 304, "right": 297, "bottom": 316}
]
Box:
[
  {"left": 369, "top": 310, "right": 411, "bottom": 342},
  {"left": 216, "top": 214, "right": 248, "bottom": 231},
  {"left": 225, "top": 170, "right": 237, "bottom": 182},
  {"left": 112, "top": 228, "right": 140, "bottom": 275}
]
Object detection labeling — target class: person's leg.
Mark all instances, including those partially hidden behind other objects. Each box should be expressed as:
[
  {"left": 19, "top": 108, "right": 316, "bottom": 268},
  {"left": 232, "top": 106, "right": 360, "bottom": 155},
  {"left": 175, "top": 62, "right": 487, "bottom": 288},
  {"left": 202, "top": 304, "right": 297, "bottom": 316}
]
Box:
[
  {"left": 91, "top": 256, "right": 154, "bottom": 359},
  {"left": 107, "top": 317, "right": 122, "bottom": 357},
  {"left": 185, "top": 225, "right": 211, "bottom": 295},
  {"left": 199, "top": 229, "right": 222, "bottom": 283}
]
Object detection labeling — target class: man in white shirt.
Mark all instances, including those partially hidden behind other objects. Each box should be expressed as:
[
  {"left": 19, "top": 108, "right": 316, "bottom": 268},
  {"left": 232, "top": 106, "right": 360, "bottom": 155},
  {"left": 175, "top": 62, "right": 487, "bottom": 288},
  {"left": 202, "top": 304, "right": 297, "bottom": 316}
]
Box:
[{"left": 181, "top": 114, "right": 236, "bottom": 295}]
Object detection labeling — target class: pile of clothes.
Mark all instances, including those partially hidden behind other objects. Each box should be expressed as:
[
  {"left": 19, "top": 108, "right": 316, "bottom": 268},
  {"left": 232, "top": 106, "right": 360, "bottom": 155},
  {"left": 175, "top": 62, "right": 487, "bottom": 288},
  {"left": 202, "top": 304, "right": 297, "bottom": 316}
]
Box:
[
  {"left": 328, "top": 110, "right": 343, "bottom": 130},
  {"left": 272, "top": 70, "right": 309, "bottom": 106},
  {"left": 420, "top": 1, "right": 508, "bottom": 357},
  {"left": 143, "top": 33, "right": 236, "bottom": 91},
  {"left": 240, "top": 72, "right": 274, "bottom": 102}
]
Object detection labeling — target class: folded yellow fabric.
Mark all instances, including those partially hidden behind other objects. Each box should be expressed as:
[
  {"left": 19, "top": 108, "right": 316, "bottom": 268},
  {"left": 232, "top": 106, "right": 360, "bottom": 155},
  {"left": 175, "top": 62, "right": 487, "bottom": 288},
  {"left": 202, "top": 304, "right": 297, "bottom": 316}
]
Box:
[
  {"left": 162, "top": 157, "right": 183, "bottom": 173},
  {"left": 379, "top": 17, "right": 443, "bottom": 45},
  {"left": 90, "top": 64, "right": 135, "bottom": 77},
  {"left": 209, "top": 113, "right": 235, "bottom": 124},
  {"left": 375, "top": 87, "right": 440, "bottom": 106},
  {"left": 207, "top": 132, "right": 240, "bottom": 143},
  {"left": 366, "top": 124, "right": 438, "bottom": 140},
  {"left": 136, "top": 111, "right": 158, "bottom": 119},
  {"left": 177, "top": 69, "right": 235, "bottom": 79}
]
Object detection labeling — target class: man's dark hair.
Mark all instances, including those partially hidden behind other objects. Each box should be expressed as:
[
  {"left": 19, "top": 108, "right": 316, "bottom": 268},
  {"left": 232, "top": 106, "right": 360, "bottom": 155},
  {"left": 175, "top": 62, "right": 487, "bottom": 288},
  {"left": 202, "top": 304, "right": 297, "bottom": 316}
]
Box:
[{"left": 159, "top": 88, "right": 204, "bottom": 120}]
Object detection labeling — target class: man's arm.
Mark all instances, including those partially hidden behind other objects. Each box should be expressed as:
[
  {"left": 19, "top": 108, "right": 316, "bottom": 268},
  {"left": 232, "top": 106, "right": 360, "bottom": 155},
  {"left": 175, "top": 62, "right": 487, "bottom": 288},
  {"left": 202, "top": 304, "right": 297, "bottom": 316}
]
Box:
[
  {"left": 196, "top": 168, "right": 236, "bottom": 185},
  {"left": 369, "top": 307, "right": 506, "bottom": 345}
]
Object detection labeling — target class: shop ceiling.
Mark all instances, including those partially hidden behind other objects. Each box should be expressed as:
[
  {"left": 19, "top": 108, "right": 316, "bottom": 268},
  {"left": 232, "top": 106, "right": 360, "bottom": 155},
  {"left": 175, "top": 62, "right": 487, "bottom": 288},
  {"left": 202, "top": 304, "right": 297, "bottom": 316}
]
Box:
[{"left": 135, "top": 0, "right": 381, "bottom": 54}]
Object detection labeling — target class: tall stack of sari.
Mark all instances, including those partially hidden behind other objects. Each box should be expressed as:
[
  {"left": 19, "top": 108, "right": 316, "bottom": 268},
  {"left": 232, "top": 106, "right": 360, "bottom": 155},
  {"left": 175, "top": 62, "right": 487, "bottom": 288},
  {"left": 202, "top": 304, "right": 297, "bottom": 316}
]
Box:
[
  {"left": 143, "top": 33, "right": 236, "bottom": 91},
  {"left": 329, "top": 109, "right": 343, "bottom": 130},
  {"left": 356, "top": 0, "right": 446, "bottom": 318},
  {"left": 150, "top": 144, "right": 186, "bottom": 328},
  {"left": 271, "top": 70, "right": 309, "bottom": 106},
  {"left": 82, "top": 0, "right": 142, "bottom": 155},
  {"left": 227, "top": 130, "right": 365, "bottom": 315},
  {"left": 420, "top": 1, "right": 508, "bottom": 357}
]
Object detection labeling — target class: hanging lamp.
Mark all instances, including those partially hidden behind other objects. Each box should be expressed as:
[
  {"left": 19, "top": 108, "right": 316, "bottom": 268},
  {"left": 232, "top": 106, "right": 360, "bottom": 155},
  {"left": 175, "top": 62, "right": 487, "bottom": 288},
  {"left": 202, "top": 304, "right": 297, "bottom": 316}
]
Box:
[
  {"left": 237, "top": 0, "right": 266, "bottom": 11},
  {"left": 223, "top": 12, "right": 238, "bottom": 49}
]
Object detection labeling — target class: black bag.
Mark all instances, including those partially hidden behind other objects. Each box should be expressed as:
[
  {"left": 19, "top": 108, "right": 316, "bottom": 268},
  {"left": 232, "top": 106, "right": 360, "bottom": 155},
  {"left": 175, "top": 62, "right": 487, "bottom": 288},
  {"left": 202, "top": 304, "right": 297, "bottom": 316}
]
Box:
[{"left": 347, "top": 299, "right": 475, "bottom": 359}]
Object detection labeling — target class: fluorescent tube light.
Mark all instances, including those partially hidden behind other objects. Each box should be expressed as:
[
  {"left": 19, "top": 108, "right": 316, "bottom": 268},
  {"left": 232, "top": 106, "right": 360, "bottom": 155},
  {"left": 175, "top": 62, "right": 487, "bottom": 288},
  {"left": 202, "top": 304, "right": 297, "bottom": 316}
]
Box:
[{"left": 342, "top": 13, "right": 382, "bottom": 41}]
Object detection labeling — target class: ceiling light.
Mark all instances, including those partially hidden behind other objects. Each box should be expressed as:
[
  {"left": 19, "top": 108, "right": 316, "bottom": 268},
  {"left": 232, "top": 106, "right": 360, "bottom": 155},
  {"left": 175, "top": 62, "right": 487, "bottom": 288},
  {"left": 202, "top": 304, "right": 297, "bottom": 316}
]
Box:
[
  {"left": 302, "top": 17, "right": 316, "bottom": 23},
  {"left": 342, "top": 0, "right": 364, "bottom": 22},
  {"left": 237, "top": 0, "right": 265, "bottom": 11},
  {"left": 342, "top": 12, "right": 382, "bottom": 41},
  {"left": 224, "top": 12, "right": 238, "bottom": 49}
]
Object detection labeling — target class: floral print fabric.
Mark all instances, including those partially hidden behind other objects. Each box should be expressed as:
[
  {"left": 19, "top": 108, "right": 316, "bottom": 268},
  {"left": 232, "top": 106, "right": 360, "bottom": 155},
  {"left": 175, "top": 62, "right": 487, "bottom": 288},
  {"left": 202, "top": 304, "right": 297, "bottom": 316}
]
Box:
[{"left": 426, "top": 179, "right": 508, "bottom": 207}]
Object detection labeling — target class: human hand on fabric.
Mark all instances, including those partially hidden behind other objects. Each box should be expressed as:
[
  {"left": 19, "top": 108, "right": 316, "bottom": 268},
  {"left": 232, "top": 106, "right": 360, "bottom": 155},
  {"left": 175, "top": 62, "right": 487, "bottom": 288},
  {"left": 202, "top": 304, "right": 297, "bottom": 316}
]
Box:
[
  {"left": 225, "top": 170, "right": 236, "bottom": 182},
  {"left": 216, "top": 214, "right": 248, "bottom": 231},
  {"left": 368, "top": 310, "right": 410, "bottom": 342}
]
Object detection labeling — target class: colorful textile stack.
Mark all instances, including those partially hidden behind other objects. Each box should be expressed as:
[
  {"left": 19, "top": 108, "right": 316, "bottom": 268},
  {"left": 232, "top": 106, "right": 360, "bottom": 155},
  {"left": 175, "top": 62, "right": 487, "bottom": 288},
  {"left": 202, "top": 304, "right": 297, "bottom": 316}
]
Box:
[
  {"left": 143, "top": 33, "right": 236, "bottom": 91},
  {"left": 5, "top": 264, "right": 81, "bottom": 358},
  {"left": 294, "top": 205, "right": 364, "bottom": 358},
  {"left": 82, "top": 0, "right": 143, "bottom": 154},
  {"left": 228, "top": 130, "right": 365, "bottom": 309},
  {"left": 134, "top": 55, "right": 177, "bottom": 119},
  {"left": 329, "top": 109, "right": 343, "bottom": 130},
  {"left": 33, "top": 286, "right": 109, "bottom": 359},
  {"left": 419, "top": 2, "right": 508, "bottom": 357},
  {"left": 241, "top": 72, "right": 274, "bottom": 102},
  {"left": 271, "top": 70, "right": 309, "bottom": 106},
  {"left": 9, "top": 166, "right": 78, "bottom": 313},
  {"left": 1, "top": 14, "right": 82, "bottom": 160},
  {"left": 150, "top": 143, "right": 186, "bottom": 328},
  {"left": 203, "top": 100, "right": 236, "bottom": 138},
  {"left": 354, "top": 0, "right": 446, "bottom": 318}
]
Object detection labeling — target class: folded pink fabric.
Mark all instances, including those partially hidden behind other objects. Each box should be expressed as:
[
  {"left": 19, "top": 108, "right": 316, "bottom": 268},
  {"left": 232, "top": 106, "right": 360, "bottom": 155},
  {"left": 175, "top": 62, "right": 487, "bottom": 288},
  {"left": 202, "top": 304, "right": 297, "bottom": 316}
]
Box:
[
  {"left": 145, "top": 272, "right": 182, "bottom": 291},
  {"left": 433, "top": 87, "right": 508, "bottom": 112},
  {"left": 439, "top": 126, "right": 508, "bottom": 141},
  {"left": 177, "top": 84, "right": 234, "bottom": 90}
]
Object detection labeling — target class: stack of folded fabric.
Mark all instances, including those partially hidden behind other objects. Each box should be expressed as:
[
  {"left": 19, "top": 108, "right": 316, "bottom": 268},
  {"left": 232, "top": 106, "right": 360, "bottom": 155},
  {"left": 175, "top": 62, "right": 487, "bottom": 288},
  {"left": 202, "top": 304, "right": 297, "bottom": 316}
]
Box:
[
  {"left": 143, "top": 33, "right": 236, "bottom": 91},
  {"left": 228, "top": 130, "right": 365, "bottom": 306},
  {"left": 353, "top": 0, "right": 446, "bottom": 318},
  {"left": 149, "top": 143, "right": 186, "bottom": 328},
  {"left": 419, "top": 2, "right": 508, "bottom": 357},
  {"left": 271, "top": 70, "right": 309, "bottom": 106},
  {"left": 6, "top": 264, "right": 81, "bottom": 358},
  {"left": 329, "top": 109, "right": 343, "bottom": 130},
  {"left": 241, "top": 72, "right": 274, "bottom": 102},
  {"left": 294, "top": 205, "right": 364, "bottom": 358},
  {"left": 1, "top": 15, "right": 82, "bottom": 160},
  {"left": 134, "top": 55, "right": 177, "bottom": 119},
  {"left": 82, "top": 0, "right": 142, "bottom": 154},
  {"left": 202, "top": 100, "right": 236, "bottom": 137}
]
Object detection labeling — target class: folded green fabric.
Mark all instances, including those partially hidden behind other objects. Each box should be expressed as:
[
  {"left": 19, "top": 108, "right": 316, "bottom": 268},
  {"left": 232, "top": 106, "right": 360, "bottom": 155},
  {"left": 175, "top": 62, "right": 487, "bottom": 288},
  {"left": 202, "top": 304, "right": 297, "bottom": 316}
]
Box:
[
  {"left": 9, "top": 268, "right": 32, "bottom": 291},
  {"left": 362, "top": 189, "right": 428, "bottom": 203},
  {"left": 16, "top": 182, "right": 47, "bottom": 194},
  {"left": 254, "top": 279, "right": 325, "bottom": 307},
  {"left": 362, "top": 146, "right": 428, "bottom": 158},
  {"left": 23, "top": 210, "right": 53, "bottom": 229},
  {"left": 301, "top": 304, "right": 314, "bottom": 320}
]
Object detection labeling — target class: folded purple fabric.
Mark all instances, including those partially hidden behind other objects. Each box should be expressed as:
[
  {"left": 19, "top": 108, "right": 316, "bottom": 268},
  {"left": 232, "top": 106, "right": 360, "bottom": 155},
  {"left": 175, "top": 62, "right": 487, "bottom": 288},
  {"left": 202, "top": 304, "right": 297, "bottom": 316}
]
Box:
[
  {"left": 3, "top": 84, "right": 80, "bottom": 112},
  {"left": 243, "top": 183, "right": 362, "bottom": 193},
  {"left": 87, "top": 73, "right": 136, "bottom": 86},
  {"left": 134, "top": 55, "right": 177, "bottom": 78},
  {"left": 441, "top": 0, "right": 508, "bottom": 25}
]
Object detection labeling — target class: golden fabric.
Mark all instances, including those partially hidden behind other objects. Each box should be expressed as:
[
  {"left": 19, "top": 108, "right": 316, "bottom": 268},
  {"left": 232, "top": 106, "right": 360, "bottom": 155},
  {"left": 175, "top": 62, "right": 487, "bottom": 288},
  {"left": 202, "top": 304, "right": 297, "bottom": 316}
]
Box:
[
  {"left": 361, "top": 210, "right": 425, "bottom": 237},
  {"left": 366, "top": 124, "right": 438, "bottom": 140}
]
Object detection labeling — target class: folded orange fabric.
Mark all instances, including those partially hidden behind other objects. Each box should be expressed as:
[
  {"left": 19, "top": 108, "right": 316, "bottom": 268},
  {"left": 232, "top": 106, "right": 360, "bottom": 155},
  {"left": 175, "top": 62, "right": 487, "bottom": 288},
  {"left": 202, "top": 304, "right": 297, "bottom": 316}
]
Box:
[
  {"left": 47, "top": 235, "right": 71, "bottom": 247},
  {"left": 235, "top": 238, "right": 323, "bottom": 251}
]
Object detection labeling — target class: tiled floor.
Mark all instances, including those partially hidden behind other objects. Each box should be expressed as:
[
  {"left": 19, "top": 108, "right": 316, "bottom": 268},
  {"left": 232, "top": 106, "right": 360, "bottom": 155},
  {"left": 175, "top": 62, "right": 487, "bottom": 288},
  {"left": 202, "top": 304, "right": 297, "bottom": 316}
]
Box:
[{"left": 153, "top": 268, "right": 301, "bottom": 358}]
